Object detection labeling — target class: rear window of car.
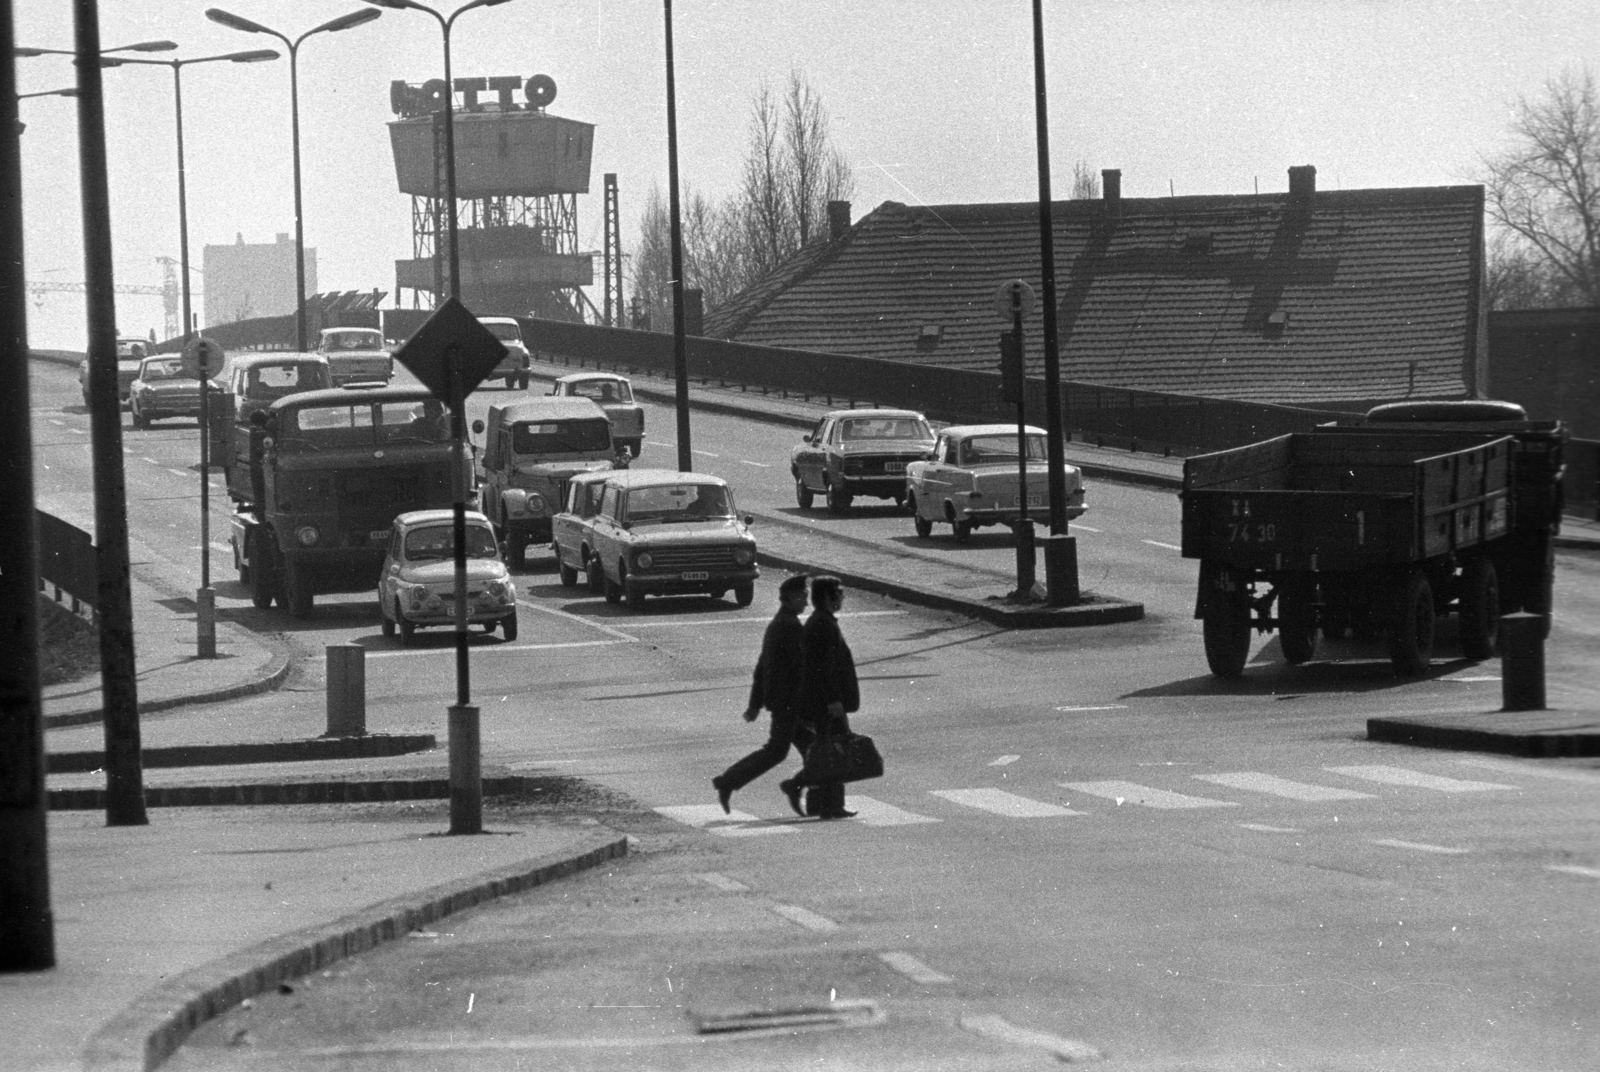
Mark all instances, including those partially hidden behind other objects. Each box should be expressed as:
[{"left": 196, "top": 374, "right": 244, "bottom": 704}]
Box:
[
  {"left": 140, "top": 359, "right": 185, "bottom": 380},
  {"left": 511, "top": 419, "right": 610, "bottom": 454},
  {"left": 247, "top": 364, "right": 322, "bottom": 399},
  {"left": 326, "top": 331, "right": 383, "bottom": 351},
  {"left": 566, "top": 379, "right": 632, "bottom": 403},
  {"left": 840, "top": 417, "right": 930, "bottom": 441},
  {"left": 625, "top": 483, "right": 732, "bottom": 523},
  {"left": 959, "top": 433, "right": 1048, "bottom": 464}
]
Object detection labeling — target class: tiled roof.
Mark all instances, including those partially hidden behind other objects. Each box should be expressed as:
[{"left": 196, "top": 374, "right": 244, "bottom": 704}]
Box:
[{"left": 708, "top": 184, "right": 1486, "bottom": 405}]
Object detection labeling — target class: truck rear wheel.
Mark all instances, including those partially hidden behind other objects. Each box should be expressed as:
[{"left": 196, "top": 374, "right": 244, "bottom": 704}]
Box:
[
  {"left": 1201, "top": 566, "right": 1252, "bottom": 679},
  {"left": 1277, "top": 579, "right": 1317, "bottom": 665},
  {"left": 1458, "top": 557, "right": 1500, "bottom": 660},
  {"left": 1389, "top": 571, "right": 1436, "bottom": 676}
]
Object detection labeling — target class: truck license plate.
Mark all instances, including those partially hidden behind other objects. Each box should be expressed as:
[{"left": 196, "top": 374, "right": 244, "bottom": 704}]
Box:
[
  {"left": 883, "top": 461, "right": 905, "bottom": 473},
  {"left": 681, "top": 571, "right": 709, "bottom": 581}
]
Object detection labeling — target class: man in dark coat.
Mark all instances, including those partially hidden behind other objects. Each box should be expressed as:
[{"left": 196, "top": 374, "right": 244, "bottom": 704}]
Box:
[
  {"left": 781, "top": 574, "right": 859, "bottom": 820},
  {"left": 712, "top": 575, "right": 810, "bottom": 813}
]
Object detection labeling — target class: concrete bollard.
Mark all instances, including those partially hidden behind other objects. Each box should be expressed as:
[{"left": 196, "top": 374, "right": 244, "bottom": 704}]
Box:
[
  {"left": 1500, "top": 612, "right": 1547, "bottom": 712},
  {"left": 325, "top": 644, "right": 367, "bottom": 737},
  {"left": 448, "top": 704, "right": 482, "bottom": 835},
  {"left": 1040, "top": 533, "right": 1080, "bottom": 607}
]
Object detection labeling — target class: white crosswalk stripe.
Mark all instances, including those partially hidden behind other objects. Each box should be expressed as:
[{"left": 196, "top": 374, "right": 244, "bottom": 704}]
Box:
[
  {"left": 653, "top": 804, "right": 794, "bottom": 837},
  {"left": 846, "top": 795, "right": 942, "bottom": 827},
  {"left": 1062, "top": 780, "right": 1239, "bottom": 810},
  {"left": 930, "top": 788, "right": 1084, "bottom": 817},
  {"left": 1194, "top": 772, "right": 1375, "bottom": 801},
  {"left": 1324, "top": 765, "right": 1516, "bottom": 793}
]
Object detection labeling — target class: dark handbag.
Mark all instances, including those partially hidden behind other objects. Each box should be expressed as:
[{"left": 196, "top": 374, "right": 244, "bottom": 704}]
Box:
[{"left": 802, "top": 731, "right": 884, "bottom": 784}]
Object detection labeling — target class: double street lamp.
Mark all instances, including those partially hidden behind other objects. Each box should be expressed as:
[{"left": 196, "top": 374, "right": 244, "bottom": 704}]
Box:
[{"left": 204, "top": 7, "right": 383, "bottom": 352}]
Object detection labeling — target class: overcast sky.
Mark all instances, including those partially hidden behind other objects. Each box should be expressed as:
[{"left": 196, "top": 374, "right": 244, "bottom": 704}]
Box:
[{"left": 14, "top": 0, "right": 1598, "bottom": 350}]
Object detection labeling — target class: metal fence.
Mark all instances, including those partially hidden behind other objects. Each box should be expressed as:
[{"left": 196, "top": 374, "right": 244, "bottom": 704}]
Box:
[{"left": 36, "top": 510, "right": 97, "bottom": 612}]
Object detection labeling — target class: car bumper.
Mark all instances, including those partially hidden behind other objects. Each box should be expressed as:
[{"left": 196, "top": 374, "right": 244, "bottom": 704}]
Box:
[
  {"left": 952, "top": 494, "right": 1086, "bottom": 524},
  {"left": 838, "top": 474, "right": 909, "bottom": 497},
  {"left": 137, "top": 396, "right": 204, "bottom": 417},
  {"left": 400, "top": 602, "right": 516, "bottom": 627},
  {"left": 625, "top": 566, "right": 759, "bottom": 596}
]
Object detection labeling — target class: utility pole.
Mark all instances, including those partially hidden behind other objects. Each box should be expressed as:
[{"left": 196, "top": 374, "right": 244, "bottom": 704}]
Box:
[{"left": 0, "top": 2, "right": 57, "bottom": 972}]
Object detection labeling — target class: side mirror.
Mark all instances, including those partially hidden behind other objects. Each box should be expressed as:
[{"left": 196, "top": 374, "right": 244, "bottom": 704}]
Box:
[
  {"left": 802, "top": 434, "right": 813, "bottom": 444},
  {"left": 471, "top": 419, "right": 484, "bottom": 435}
]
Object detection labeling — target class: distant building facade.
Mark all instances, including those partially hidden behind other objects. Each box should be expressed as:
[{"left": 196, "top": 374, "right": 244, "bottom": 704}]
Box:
[{"left": 203, "top": 232, "right": 317, "bottom": 327}]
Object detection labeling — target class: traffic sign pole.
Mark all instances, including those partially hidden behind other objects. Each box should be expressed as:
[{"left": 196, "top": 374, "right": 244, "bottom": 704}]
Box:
[{"left": 184, "top": 336, "right": 222, "bottom": 658}]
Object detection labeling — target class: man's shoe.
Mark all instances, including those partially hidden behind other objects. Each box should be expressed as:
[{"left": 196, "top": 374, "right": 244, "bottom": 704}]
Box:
[
  {"left": 818, "top": 809, "right": 857, "bottom": 821},
  {"left": 779, "top": 779, "right": 805, "bottom": 817},
  {"left": 714, "top": 778, "right": 732, "bottom": 815}
]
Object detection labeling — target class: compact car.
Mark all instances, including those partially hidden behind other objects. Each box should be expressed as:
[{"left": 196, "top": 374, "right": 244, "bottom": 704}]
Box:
[
  {"left": 479, "top": 316, "right": 532, "bottom": 390},
  {"left": 905, "top": 423, "right": 1086, "bottom": 541},
  {"left": 549, "top": 372, "right": 644, "bottom": 457},
  {"left": 790, "top": 408, "right": 936, "bottom": 513},
  {"left": 377, "top": 509, "right": 519, "bottom": 644},
  {"left": 588, "top": 469, "right": 759, "bottom": 609},
  {"left": 79, "top": 337, "right": 155, "bottom": 407},
  {"left": 316, "top": 327, "right": 393, "bottom": 387},
  {"left": 550, "top": 469, "right": 615, "bottom": 591},
  {"left": 128, "top": 355, "right": 204, "bottom": 428}
]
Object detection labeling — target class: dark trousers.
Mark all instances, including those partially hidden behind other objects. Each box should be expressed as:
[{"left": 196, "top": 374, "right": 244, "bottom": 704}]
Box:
[
  {"left": 793, "top": 712, "right": 848, "bottom": 813},
  {"left": 717, "top": 707, "right": 806, "bottom": 792}
]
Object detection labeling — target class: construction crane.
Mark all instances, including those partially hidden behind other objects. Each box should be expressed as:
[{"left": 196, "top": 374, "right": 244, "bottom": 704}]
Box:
[{"left": 28, "top": 256, "right": 186, "bottom": 338}]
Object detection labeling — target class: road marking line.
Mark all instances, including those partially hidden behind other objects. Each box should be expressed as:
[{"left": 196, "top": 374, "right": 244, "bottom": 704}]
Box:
[
  {"left": 1054, "top": 704, "right": 1127, "bottom": 712},
  {"left": 930, "top": 788, "right": 1084, "bottom": 818},
  {"left": 959, "top": 1014, "right": 1101, "bottom": 1063},
  {"left": 48, "top": 418, "right": 65, "bottom": 426},
  {"left": 1071, "top": 524, "right": 1101, "bottom": 532},
  {"left": 989, "top": 755, "right": 1020, "bottom": 766},
  {"left": 691, "top": 449, "right": 719, "bottom": 458},
  {"left": 1456, "top": 757, "right": 1600, "bottom": 784},
  {"left": 770, "top": 903, "right": 840, "bottom": 933},
  {"left": 654, "top": 804, "right": 794, "bottom": 837},
  {"left": 364, "top": 640, "right": 628, "bottom": 659},
  {"left": 1196, "top": 772, "right": 1374, "bottom": 801},
  {"left": 739, "top": 459, "right": 770, "bottom": 467},
  {"left": 1240, "top": 823, "right": 1303, "bottom": 833},
  {"left": 1062, "top": 780, "right": 1238, "bottom": 810},
  {"left": 846, "top": 795, "right": 941, "bottom": 827},
  {"left": 519, "top": 598, "right": 640, "bottom": 642},
  {"left": 697, "top": 872, "right": 750, "bottom": 892},
  {"left": 142, "top": 457, "right": 160, "bottom": 464},
  {"left": 1142, "top": 539, "right": 1182, "bottom": 551},
  {"left": 167, "top": 468, "right": 189, "bottom": 478},
  {"left": 1446, "top": 675, "right": 1501, "bottom": 682},
  {"left": 879, "top": 951, "right": 952, "bottom": 984},
  {"left": 1547, "top": 865, "right": 1600, "bottom": 879},
  {"left": 1371, "top": 838, "right": 1470, "bottom": 855},
  {"left": 1325, "top": 765, "right": 1516, "bottom": 793},
  {"left": 68, "top": 427, "right": 85, "bottom": 434}
]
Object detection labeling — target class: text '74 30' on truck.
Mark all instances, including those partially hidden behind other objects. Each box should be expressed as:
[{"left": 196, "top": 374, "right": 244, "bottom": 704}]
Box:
[
  {"left": 1180, "top": 400, "right": 1567, "bottom": 679},
  {"left": 226, "top": 385, "right": 466, "bottom": 618}
]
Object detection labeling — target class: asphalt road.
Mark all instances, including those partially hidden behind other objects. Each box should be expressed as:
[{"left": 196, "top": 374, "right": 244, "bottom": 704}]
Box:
[{"left": 29, "top": 361, "right": 1600, "bottom": 1071}]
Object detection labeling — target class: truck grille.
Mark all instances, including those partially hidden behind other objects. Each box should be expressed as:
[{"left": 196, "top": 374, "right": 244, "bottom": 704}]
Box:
[{"left": 643, "top": 546, "right": 741, "bottom": 572}]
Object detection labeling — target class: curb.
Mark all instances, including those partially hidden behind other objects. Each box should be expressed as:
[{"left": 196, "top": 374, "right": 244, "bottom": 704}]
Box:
[
  {"left": 80, "top": 832, "right": 630, "bottom": 1072},
  {"left": 47, "top": 733, "right": 438, "bottom": 774},
  {"left": 43, "top": 643, "right": 292, "bottom": 730},
  {"left": 1554, "top": 534, "right": 1600, "bottom": 553},
  {"left": 1368, "top": 713, "right": 1600, "bottom": 758},
  {"left": 47, "top": 772, "right": 547, "bottom": 811}
]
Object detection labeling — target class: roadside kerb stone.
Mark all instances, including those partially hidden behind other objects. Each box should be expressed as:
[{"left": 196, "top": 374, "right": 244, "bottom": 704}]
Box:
[
  {"left": 47, "top": 772, "right": 547, "bottom": 811},
  {"left": 43, "top": 641, "right": 291, "bottom": 730},
  {"left": 80, "top": 833, "right": 629, "bottom": 1072},
  {"left": 1368, "top": 709, "right": 1600, "bottom": 757},
  {"left": 47, "top": 733, "right": 438, "bottom": 773}
]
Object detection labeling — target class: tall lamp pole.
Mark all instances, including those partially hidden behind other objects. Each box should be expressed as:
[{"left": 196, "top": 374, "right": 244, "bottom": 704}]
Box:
[
  {"left": 662, "top": 0, "right": 691, "bottom": 472},
  {"left": 204, "top": 8, "right": 382, "bottom": 352},
  {"left": 100, "top": 47, "right": 280, "bottom": 656}
]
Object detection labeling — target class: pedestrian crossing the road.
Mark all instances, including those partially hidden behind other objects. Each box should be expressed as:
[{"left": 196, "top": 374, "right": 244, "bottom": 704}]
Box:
[{"left": 655, "top": 763, "right": 1523, "bottom": 838}]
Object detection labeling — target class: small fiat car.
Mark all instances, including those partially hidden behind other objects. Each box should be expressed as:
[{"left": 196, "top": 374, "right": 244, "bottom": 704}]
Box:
[
  {"left": 550, "top": 469, "right": 615, "bottom": 591},
  {"left": 378, "top": 509, "right": 519, "bottom": 644},
  {"left": 128, "top": 355, "right": 205, "bottom": 428},
  {"left": 589, "top": 470, "right": 758, "bottom": 609},
  {"left": 79, "top": 337, "right": 154, "bottom": 407},
  {"left": 316, "top": 327, "right": 393, "bottom": 387},
  {"left": 549, "top": 373, "right": 644, "bottom": 457},
  {"left": 791, "top": 408, "right": 936, "bottom": 513},
  {"left": 479, "top": 317, "right": 531, "bottom": 390},
  {"left": 906, "top": 424, "right": 1086, "bottom": 541}
]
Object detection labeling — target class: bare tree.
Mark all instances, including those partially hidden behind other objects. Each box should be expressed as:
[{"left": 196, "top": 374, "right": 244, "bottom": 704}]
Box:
[
  {"left": 740, "top": 82, "right": 789, "bottom": 279},
  {"left": 1070, "top": 160, "right": 1100, "bottom": 200},
  {"left": 783, "top": 70, "right": 853, "bottom": 248},
  {"left": 1485, "top": 231, "right": 1564, "bottom": 310},
  {"left": 1480, "top": 65, "right": 1600, "bottom": 307}
]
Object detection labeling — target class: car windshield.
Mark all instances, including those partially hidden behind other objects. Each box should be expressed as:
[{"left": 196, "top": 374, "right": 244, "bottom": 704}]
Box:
[
  {"left": 484, "top": 322, "right": 521, "bottom": 342},
  {"left": 140, "top": 359, "right": 186, "bottom": 381},
  {"left": 568, "top": 379, "right": 632, "bottom": 403},
  {"left": 403, "top": 524, "right": 499, "bottom": 561},
  {"left": 958, "top": 433, "right": 1048, "bottom": 465},
  {"left": 625, "top": 483, "right": 732, "bottom": 523},
  {"left": 328, "top": 331, "right": 382, "bottom": 351},
  {"left": 840, "top": 416, "right": 931, "bottom": 441},
  {"left": 511, "top": 419, "right": 610, "bottom": 454}
]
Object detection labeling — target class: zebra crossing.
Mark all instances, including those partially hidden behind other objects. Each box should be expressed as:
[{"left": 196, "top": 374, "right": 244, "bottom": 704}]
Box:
[{"left": 656, "top": 763, "right": 1522, "bottom": 836}]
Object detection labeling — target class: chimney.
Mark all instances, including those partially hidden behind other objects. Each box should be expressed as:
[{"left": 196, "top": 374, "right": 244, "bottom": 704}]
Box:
[
  {"left": 1288, "top": 165, "right": 1316, "bottom": 203},
  {"left": 1102, "top": 169, "right": 1121, "bottom": 219},
  {"left": 827, "top": 200, "right": 851, "bottom": 241}
]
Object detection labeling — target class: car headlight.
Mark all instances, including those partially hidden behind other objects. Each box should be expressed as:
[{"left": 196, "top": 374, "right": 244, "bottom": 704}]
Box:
[
  {"left": 635, "top": 551, "right": 654, "bottom": 570},
  {"left": 733, "top": 547, "right": 754, "bottom": 567},
  {"left": 296, "top": 525, "right": 320, "bottom": 547},
  {"left": 487, "top": 579, "right": 512, "bottom": 601}
]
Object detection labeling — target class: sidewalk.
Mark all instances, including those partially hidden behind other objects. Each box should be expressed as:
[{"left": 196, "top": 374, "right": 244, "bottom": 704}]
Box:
[{"left": 16, "top": 349, "right": 1599, "bottom": 1072}]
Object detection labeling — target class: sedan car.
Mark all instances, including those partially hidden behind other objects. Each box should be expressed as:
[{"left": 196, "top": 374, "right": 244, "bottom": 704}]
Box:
[
  {"left": 550, "top": 469, "right": 615, "bottom": 591},
  {"left": 78, "top": 337, "right": 154, "bottom": 407},
  {"left": 549, "top": 373, "right": 644, "bottom": 457},
  {"left": 479, "top": 317, "right": 531, "bottom": 390},
  {"left": 128, "top": 355, "right": 205, "bottom": 428},
  {"left": 316, "top": 327, "right": 393, "bottom": 387},
  {"left": 906, "top": 424, "right": 1086, "bottom": 541},
  {"left": 790, "top": 408, "right": 936, "bottom": 514},
  {"left": 377, "top": 509, "right": 519, "bottom": 644},
  {"left": 588, "top": 469, "right": 759, "bottom": 609}
]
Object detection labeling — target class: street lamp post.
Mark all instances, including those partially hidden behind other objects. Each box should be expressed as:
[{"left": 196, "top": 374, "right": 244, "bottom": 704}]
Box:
[
  {"left": 100, "top": 48, "right": 280, "bottom": 656},
  {"left": 662, "top": 0, "right": 692, "bottom": 473},
  {"left": 205, "top": 8, "right": 382, "bottom": 353}
]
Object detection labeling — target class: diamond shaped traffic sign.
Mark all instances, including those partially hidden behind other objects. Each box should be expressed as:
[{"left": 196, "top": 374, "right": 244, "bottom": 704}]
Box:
[{"left": 393, "top": 296, "right": 507, "bottom": 408}]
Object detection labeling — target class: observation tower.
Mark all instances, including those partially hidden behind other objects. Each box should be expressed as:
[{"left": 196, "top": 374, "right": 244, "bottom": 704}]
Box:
[{"left": 388, "top": 73, "right": 595, "bottom": 320}]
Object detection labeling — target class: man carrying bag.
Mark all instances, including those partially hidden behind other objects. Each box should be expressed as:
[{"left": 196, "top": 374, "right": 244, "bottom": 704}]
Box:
[{"left": 712, "top": 575, "right": 809, "bottom": 814}]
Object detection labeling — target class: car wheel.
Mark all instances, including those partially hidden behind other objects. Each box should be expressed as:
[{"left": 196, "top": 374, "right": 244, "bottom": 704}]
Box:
[
  {"left": 249, "top": 536, "right": 274, "bottom": 609},
  {"left": 519, "top": 374, "right": 530, "bottom": 390},
  {"left": 602, "top": 562, "right": 623, "bottom": 604},
  {"left": 909, "top": 494, "right": 932, "bottom": 538},
  {"left": 794, "top": 475, "right": 814, "bottom": 509},
  {"left": 622, "top": 566, "right": 647, "bottom": 610},
  {"left": 825, "top": 480, "right": 852, "bottom": 514},
  {"left": 506, "top": 533, "right": 529, "bottom": 572},
  {"left": 381, "top": 609, "right": 395, "bottom": 638},
  {"left": 557, "top": 554, "right": 579, "bottom": 587},
  {"left": 584, "top": 550, "right": 605, "bottom": 594},
  {"left": 733, "top": 582, "right": 755, "bottom": 607},
  {"left": 130, "top": 404, "right": 146, "bottom": 429},
  {"left": 501, "top": 611, "right": 519, "bottom": 641},
  {"left": 505, "top": 376, "right": 516, "bottom": 389},
  {"left": 284, "top": 562, "right": 314, "bottom": 619},
  {"left": 951, "top": 518, "right": 972, "bottom": 542},
  {"left": 397, "top": 600, "right": 415, "bottom": 646}
]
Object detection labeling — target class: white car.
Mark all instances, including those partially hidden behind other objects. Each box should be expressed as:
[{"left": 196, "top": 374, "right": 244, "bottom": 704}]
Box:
[
  {"left": 377, "top": 509, "right": 518, "bottom": 644},
  {"left": 479, "top": 316, "right": 531, "bottom": 390},
  {"left": 905, "top": 424, "right": 1086, "bottom": 541}
]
